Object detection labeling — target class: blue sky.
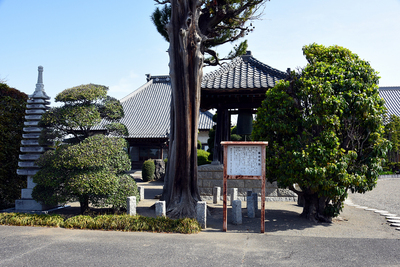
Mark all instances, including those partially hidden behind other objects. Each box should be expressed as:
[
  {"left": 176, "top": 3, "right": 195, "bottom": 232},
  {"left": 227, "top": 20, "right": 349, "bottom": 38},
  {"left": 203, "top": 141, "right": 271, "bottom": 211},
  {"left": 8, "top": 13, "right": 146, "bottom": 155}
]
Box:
[{"left": 1, "top": 0, "right": 399, "bottom": 105}]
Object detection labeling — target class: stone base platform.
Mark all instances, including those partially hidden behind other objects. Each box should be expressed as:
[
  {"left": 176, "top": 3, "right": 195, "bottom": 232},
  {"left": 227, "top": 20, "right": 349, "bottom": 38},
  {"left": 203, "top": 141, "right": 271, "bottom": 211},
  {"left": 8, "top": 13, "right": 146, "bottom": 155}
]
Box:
[{"left": 198, "top": 164, "right": 298, "bottom": 201}]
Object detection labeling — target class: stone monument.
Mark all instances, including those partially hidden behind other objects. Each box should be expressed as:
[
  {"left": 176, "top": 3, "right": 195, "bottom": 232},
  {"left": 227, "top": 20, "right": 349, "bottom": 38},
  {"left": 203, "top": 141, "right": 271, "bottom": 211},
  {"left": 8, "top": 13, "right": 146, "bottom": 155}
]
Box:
[{"left": 15, "top": 66, "right": 51, "bottom": 211}]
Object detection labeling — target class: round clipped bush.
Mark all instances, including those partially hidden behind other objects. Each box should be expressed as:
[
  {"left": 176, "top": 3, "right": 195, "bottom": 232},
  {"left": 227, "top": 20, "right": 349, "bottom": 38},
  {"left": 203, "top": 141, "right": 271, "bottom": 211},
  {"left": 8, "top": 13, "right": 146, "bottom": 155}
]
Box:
[
  {"left": 197, "top": 149, "right": 211, "bottom": 166},
  {"left": 142, "top": 159, "right": 155, "bottom": 182},
  {"left": 197, "top": 139, "right": 202, "bottom": 149}
]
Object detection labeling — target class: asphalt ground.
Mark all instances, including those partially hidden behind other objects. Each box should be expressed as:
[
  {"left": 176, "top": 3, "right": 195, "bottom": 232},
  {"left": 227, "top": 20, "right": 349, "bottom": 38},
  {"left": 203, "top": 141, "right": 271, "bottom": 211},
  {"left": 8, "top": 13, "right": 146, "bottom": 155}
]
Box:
[
  {"left": 348, "top": 177, "right": 400, "bottom": 217},
  {"left": 1, "top": 177, "right": 400, "bottom": 266}
]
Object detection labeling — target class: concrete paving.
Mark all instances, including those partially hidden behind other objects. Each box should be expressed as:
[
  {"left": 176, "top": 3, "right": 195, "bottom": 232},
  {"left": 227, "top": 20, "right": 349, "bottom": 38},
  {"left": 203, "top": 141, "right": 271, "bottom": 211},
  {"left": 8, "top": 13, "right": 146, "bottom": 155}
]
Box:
[{"left": 1, "top": 175, "right": 400, "bottom": 266}]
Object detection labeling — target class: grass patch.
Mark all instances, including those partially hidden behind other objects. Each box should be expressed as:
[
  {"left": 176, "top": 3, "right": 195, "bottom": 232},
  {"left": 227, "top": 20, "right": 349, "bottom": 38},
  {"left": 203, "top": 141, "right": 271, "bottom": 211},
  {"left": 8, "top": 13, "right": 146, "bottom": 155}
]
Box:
[
  {"left": 0, "top": 213, "right": 64, "bottom": 227},
  {"left": 0, "top": 213, "right": 201, "bottom": 234}
]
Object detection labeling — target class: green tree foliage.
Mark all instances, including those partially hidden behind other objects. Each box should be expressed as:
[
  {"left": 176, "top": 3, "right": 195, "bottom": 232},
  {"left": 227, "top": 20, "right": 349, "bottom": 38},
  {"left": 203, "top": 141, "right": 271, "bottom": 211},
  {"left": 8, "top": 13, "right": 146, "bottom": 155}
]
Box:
[
  {"left": 197, "top": 149, "right": 211, "bottom": 166},
  {"left": 32, "top": 135, "right": 139, "bottom": 213},
  {"left": 142, "top": 159, "right": 156, "bottom": 182},
  {"left": 207, "top": 115, "right": 250, "bottom": 161},
  {"left": 0, "top": 83, "right": 28, "bottom": 209},
  {"left": 152, "top": 0, "right": 265, "bottom": 65},
  {"left": 39, "top": 84, "right": 127, "bottom": 144},
  {"left": 152, "top": 0, "right": 268, "bottom": 218},
  {"left": 384, "top": 115, "right": 400, "bottom": 172},
  {"left": 252, "top": 44, "right": 389, "bottom": 222},
  {"left": 33, "top": 84, "right": 137, "bottom": 214}
]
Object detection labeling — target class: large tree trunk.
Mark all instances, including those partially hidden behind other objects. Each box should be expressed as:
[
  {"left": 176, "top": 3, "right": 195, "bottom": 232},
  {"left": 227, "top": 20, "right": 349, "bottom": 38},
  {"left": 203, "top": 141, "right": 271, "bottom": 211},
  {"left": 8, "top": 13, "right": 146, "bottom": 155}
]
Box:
[
  {"left": 300, "top": 191, "right": 332, "bottom": 223},
  {"left": 79, "top": 196, "right": 89, "bottom": 215},
  {"left": 161, "top": 0, "right": 204, "bottom": 218}
]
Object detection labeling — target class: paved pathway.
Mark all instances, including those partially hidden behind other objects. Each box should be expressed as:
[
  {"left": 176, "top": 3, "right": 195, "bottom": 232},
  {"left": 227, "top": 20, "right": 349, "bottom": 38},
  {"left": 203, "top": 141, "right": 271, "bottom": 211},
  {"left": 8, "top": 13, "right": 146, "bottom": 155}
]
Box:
[
  {"left": 348, "top": 177, "right": 400, "bottom": 217},
  {"left": 1, "top": 174, "right": 400, "bottom": 266}
]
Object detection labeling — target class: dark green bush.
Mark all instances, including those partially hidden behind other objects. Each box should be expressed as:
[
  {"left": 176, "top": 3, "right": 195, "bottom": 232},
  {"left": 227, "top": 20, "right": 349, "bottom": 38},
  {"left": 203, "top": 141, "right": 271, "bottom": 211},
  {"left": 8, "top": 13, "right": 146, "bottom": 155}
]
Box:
[
  {"left": 197, "top": 149, "right": 211, "bottom": 166},
  {"left": 197, "top": 140, "right": 202, "bottom": 149},
  {"left": 32, "top": 135, "right": 138, "bottom": 214},
  {"left": 142, "top": 159, "right": 155, "bottom": 181},
  {"left": 0, "top": 83, "right": 28, "bottom": 209},
  {"left": 104, "top": 174, "right": 140, "bottom": 211},
  {"left": 230, "top": 134, "right": 242, "bottom": 141}
]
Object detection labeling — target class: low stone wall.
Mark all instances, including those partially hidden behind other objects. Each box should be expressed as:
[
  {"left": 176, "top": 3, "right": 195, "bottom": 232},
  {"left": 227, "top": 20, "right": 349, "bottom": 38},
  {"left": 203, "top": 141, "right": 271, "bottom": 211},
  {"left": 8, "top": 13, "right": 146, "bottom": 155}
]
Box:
[{"left": 198, "top": 164, "right": 297, "bottom": 202}]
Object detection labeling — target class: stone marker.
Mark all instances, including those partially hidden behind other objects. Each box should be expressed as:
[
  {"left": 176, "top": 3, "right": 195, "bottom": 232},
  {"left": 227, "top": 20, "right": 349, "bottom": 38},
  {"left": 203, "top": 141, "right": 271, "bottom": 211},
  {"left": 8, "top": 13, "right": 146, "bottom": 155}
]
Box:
[
  {"left": 230, "top": 188, "right": 238, "bottom": 206},
  {"left": 138, "top": 186, "right": 145, "bottom": 201},
  {"left": 155, "top": 201, "right": 166, "bottom": 217},
  {"left": 213, "top": 186, "right": 221, "bottom": 204},
  {"left": 127, "top": 196, "right": 137, "bottom": 215},
  {"left": 154, "top": 159, "right": 166, "bottom": 181},
  {"left": 252, "top": 192, "right": 258, "bottom": 215},
  {"left": 196, "top": 201, "right": 207, "bottom": 229},
  {"left": 232, "top": 200, "right": 242, "bottom": 225},
  {"left": 247, "top": 195, "right": 255, "bottom": 218}
]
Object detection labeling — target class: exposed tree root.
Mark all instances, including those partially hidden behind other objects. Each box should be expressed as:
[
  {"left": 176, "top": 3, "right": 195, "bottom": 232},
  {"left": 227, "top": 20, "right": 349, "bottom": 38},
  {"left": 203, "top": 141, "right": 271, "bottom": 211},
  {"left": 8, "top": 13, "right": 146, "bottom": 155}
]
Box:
[{"left": 167, "top": 200, "right": 198, "bottom": 219}]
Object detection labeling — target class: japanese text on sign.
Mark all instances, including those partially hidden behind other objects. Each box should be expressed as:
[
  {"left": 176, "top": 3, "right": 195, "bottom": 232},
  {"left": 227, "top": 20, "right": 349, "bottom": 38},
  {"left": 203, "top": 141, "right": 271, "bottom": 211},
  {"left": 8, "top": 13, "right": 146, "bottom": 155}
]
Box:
[{"left": 226, "top": 145, "right": 262, "bottom": 176}]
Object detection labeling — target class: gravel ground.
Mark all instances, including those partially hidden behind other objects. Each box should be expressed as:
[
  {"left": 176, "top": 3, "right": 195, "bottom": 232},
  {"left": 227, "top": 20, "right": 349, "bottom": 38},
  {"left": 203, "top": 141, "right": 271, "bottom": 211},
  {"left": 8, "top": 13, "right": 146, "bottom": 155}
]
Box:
[{"left": 348, "top": 177, "right": 400, "bottom": 216}]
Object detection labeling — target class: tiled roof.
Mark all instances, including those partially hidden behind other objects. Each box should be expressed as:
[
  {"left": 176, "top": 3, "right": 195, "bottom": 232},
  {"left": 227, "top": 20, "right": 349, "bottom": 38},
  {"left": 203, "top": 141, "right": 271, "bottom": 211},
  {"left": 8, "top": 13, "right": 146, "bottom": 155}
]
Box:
[
  {"left": 99, "top": 76, "right": 215, "bottom": 139},
  {"left": 201, "top": 52, "right": 287, "bottom": 90},
  {"left": 379, "top": 86, "right": 400, "bottom": 118}
]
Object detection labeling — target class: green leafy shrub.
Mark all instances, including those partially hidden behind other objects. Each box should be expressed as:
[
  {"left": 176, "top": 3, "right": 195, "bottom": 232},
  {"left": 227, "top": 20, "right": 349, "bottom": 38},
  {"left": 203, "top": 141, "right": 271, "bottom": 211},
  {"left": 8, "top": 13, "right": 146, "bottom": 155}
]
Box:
[
  {"left": 63, "top": 215, "right": 96, "bottom": 229},
  {"left": 33, "top": 84, "right": 134, "bottom": 214},
  {"left": 0, "top": 83, "right": 28, "bottom": 209},
  {"left": 0, "top": 213, "right": 202, "bottom": 234},
  {"left": 230, "top": 134, "right": 242, "bottom": 141},
  {"left": 197, "top": 140, "right": 202, "bottom": 149},
  {"left": 104, "top": 174, "right": 140, "bottom": 210},
  {"left": 252, "top": 44, "right": 390, "bottom": 222},
  {"left": 33, "top": 135, "right": 139, "bottom": 213},
  {"left": 63, "top": 214, "right": 201, "bottom": 233},
  {"left": 142, "top": 159, "right": 155, "bottom": 182},
  {"left": 0, "top": 213, "right": 64, "bottom": 227},
  {"left": 197, "top": 149, "right": 211, "bottom": 166}
]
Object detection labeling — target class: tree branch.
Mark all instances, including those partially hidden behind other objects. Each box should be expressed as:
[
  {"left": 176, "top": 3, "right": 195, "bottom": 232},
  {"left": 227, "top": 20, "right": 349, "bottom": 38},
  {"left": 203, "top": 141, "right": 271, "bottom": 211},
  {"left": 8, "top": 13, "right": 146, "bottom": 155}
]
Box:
[{"left": 154, "top": 0, "right": 170, "bottom": 4}]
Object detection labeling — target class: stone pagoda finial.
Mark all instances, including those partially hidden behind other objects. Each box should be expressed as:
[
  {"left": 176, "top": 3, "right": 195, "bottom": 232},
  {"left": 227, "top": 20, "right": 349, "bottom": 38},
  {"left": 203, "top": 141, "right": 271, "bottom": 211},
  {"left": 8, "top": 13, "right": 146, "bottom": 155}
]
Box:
[
  {"left": 31, "top": 66, "right": 50, "bottom": 99},
  {"left": 15, "top": 66, "right": 52, "bottom": 212}
]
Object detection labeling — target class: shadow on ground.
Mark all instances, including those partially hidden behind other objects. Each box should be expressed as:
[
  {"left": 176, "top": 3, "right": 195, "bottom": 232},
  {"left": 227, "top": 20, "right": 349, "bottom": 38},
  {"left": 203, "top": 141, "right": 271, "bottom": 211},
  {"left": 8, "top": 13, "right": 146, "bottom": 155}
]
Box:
[{"left": 201, "top": 202, "right": 332, "bottom": 233}]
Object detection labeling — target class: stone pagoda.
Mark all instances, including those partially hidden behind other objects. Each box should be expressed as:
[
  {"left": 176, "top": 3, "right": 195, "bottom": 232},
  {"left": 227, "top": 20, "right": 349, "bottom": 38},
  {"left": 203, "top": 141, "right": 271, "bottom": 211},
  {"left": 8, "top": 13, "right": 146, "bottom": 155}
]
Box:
[{"left": 15, "top": 66, "right": 51, "bottom": 211}]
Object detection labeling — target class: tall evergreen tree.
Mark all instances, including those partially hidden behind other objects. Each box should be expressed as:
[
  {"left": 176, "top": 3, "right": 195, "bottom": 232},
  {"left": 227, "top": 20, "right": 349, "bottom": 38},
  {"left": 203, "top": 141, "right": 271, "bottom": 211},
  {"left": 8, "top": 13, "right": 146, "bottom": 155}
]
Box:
[
  {"left": 252, "top": 44, "right": 390, "bottom": 222},
  {"left": 33, "top": 84, "right": 137, "bottom": 214},
  {"left": 152, "top": 0, "right": 268, "bottom": 218}
]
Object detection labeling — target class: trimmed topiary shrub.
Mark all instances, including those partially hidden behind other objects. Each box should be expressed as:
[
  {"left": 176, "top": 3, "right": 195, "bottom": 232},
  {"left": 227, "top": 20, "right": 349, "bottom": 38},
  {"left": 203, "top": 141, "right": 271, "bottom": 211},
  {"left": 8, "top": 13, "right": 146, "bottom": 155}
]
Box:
[
  {"left": 197, "top": 139, "right": 202, "bottom": 149},
  {"left": 142, "top": 159, "right": 155, "bottom": 182},
  {"left": 0, "top": 212, "right": 201, "bottom": 233},
  {"left": 197, "top": 149, "right": 211, "bottom": 166}
]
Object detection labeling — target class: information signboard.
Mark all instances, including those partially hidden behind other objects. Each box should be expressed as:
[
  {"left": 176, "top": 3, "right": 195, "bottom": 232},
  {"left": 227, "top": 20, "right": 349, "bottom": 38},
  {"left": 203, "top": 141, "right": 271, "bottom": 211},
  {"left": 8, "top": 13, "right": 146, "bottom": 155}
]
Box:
[
  {"left": 226, "top": 145, "right": 262, "bottom": 176},
  {"left": 221, "top": 141, "right": 268, "bottom": 233}
]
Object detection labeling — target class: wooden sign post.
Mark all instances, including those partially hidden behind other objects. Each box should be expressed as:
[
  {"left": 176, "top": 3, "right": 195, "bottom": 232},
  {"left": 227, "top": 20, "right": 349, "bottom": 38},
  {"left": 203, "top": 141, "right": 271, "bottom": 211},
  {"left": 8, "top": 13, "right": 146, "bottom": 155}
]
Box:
[{"left": 221, "top": 141, "right": 268, "bottom": 233}]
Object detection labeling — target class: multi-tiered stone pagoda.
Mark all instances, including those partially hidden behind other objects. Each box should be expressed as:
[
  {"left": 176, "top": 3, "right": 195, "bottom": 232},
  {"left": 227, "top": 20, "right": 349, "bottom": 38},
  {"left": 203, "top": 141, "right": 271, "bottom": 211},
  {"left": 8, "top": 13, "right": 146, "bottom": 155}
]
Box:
[{"left": 15, "top": 66, "right": 51, "bottom": 211}]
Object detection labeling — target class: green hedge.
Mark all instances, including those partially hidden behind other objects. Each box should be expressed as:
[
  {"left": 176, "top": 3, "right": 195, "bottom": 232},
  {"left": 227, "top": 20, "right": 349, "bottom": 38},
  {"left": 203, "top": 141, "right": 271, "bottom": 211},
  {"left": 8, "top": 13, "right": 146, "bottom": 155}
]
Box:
[
  {"left": 0, "top": 213, "right": 201, "bottom": 234},
  {"left": 197, "top": 149, "right": 211, "bottom": 166},
  {"left": 142, "top": 159, "right": 155, "bottom": 181}
]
